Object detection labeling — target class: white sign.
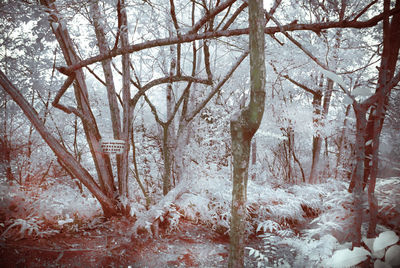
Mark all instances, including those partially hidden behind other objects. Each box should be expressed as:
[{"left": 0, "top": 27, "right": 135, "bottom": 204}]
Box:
[{"left": 101, "top": 139, "right": 125, "bottom": 154}]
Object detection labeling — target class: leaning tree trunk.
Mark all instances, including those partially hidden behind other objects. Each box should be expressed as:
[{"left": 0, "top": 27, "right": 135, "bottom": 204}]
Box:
[
  {"left": 41, "top": 0, "right": 116, "bottom": 199},
  {"left": 228, "top": 0, "right": 266, "bottom": 267},
  {"left": 0, "top": 70, "right": 118, "bottom": 216}
]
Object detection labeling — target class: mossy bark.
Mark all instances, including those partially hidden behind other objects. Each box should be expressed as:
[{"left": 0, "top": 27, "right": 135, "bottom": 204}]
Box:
[{"left": 228, "top": 0, "right": 265, "bottom": 266}]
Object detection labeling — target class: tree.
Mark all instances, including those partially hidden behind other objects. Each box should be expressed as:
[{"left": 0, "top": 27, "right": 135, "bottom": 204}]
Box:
[
  {"left": 0, "top": 70, "right": 119, "bottom": 216},
  {"left": 228, "top": 0, "right": 266, "bottom": 266},
  {"left": 1, "top": 0, "right": 399, "bottom": 236}
]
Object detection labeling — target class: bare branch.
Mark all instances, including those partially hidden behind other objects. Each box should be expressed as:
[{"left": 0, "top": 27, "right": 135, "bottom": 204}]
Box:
[
  {"left": 222, "top": 2, "right": 247, "bottom": 30},
  {"left": 352, "top": 0, "right": 379, "bottom": 22},
  {"left": 52, "top": 74, "right": 75, "bottom": 111},
  {"left": 143, "top": 93, "right": 164, "bottom": 126},
  {"left": 187, "top": 50, "right": 249, "bottom": 121},
  {"left": 188, "top": 0, "right": 236, "bottom": 34},
  {"left": 60, "top": 6, "right": 400, "bottom": 74},
  {"left": 142, "top": 75, "right": 211, "bottom": 92},
  {"left": 271, "top": 63, "right": 319, "bottom": 96}
]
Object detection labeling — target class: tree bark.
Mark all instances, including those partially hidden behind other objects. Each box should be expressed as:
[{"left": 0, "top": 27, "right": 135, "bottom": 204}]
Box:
[
  {"left": 366, "top": 0, "right": 400, "bottom": 237},
  {"left": 42, "top": 0, "right": 115, "bottom": 198},
  {"left": 118, "top": 0, "right": 131, "bottom": 206},
  {"left": 309, "top": 88, "right": 323, "bottom": 184},
  {"left": 351, "top": 103, "right": 368, "bottom": 247},
  {"left": 363, "top": 0, "right": 400, "bottom": 190},
  {"left": 228, "top": 0, "right": 265, "bottom": 266},
  {"left": 335, "top": 104, "right": 351, "bottom": 179},
  {"left": 0, "top": 70, "right": 118, "bottom": 217},
  {"left": 90, "top": 1, "right": 122, "bottom": 141}
]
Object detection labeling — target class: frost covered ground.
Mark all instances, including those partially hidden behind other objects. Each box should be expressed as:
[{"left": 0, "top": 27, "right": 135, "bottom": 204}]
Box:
[{"left": 0, "top": 175, "right": 399, "bottom": 267}]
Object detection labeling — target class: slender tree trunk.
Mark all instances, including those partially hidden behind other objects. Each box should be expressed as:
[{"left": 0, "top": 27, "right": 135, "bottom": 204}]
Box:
[
  {"left": 309, "top": 90, "right": 322, "bottom": 184},
  {"left": 363, "top": 0, "right": 400, "bottom": 190},
  {"left": 118, "top": 0, "right": 132, "bottom": 210},
  {"left": 366, "top": 0, "right": 400, "bottom": 237},
  {"left": 163, "top": 32, "right": 177, "bottom": 193},
  {"left": 162, "top": 125, "right": 172, "bottom": 195},
  {"left": 228, "top": 0, "right": 265, "bottom": 266},
  {"left": 335, "top": 104, "right": 351, "bottom": 179},
  {"left": 351, "top": 103, "right": 368, "bottom": 247}
]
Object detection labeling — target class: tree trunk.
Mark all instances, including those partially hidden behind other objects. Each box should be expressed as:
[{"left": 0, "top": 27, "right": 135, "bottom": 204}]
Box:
[
  {"left": 364, "top": 0, "right": 400, "bottom": 237},
  {"left": 309, "top": 89, "right": 322, "bottom": 184},
  {"left": 351, "top": 103, "right": 368, "bottom": 247},
  {"left": 118, "top": 0, "right": 132, "bottom": 209},
  {"left": 363, "top": 0, "right": 400, "bottom": 189},
  {"left": 42, "top": 0, "right": 115, "bottom": 198},
  {"left": 162, "top": 125, "right": 172, "bottom": 195},
  {"left": 335, "top": 104, "right": 351, "bottom": 179},
  {"left": 228, "top": 0, "right": 265, "bottom": 266},
  {"left": 90, "top": 0, "right": 122, "bottom": 146},
  {"left": 0, "top": 70, "right": 118, "bottom": 217}
]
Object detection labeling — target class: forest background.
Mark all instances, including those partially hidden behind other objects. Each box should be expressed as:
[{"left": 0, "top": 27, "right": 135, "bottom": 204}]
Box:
[{"left": 0, "top": 0, "right": 400, "bottom": 267}]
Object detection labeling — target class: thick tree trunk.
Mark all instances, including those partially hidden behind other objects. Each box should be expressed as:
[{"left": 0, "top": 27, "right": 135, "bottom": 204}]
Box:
[
  {"left": 229, "top": 124, "right": 251, "bottom": 267},
  {"left": 0, "top": 70, "right": 118, "bottom": 217},
  {"left": 228, "top": 0, "right": 265, "bottom": 266}
]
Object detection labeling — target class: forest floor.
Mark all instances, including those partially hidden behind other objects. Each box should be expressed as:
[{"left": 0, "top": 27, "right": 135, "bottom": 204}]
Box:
[
  {"left": 0, "top": 218, "right": 244, "bottom": 267},
  {"left": 1, "top": 177, "right": 399, "bottom": 267}
]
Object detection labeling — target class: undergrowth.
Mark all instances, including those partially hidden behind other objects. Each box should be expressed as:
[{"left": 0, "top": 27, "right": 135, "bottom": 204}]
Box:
[
  {"left": 0, "top": 177, "right": 101, "bottom": 240},
  {"left": 1, "top": 173, "right": 399, "bottom": 267}
]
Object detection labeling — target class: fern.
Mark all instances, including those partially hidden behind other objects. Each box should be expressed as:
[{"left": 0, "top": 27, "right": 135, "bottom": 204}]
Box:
[{"left": 1, "top": 216, "right": 58, "bottom": 240}]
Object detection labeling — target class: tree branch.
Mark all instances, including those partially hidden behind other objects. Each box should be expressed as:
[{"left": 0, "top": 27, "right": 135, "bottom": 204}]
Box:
[
  {"left": 188, "top": 0, "right": 236, "bottom": 34},
  {"left": 60, "top": 6, "right": 400, "bottom": 74},
  {"left": 187, "top": 50, "right": 249, "bottom": 121},
  {"left": 272, "top": 64, "right": 320, "bottom": 97},
  {"left": 351, "top": 0, "right": 379, "bottom": 22}
]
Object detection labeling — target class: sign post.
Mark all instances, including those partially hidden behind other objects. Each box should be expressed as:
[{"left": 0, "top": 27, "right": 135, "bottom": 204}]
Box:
[{"left": 100, "top": 139, "right": 126, "bottom": 154}]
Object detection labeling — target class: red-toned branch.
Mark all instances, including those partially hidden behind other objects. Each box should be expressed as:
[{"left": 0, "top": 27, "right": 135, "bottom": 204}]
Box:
[
  {"left": 60, "top": 6, "right": 400, "bottom": 74},
  {"left": 188, "top": 0, "right": 236, "bottom": 34}
]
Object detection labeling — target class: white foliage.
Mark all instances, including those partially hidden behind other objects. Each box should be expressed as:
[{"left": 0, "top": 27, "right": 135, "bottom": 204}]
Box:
[
  {"left": 352, "top": 87, "right": 372, "bottom": 96},
  {"left": 319, "top": 67, "right": 346, "bottom": 88},
  {"left": 285, "top": 234, "right": 339, "bottom": 267},
  {"left": 373, "top": 231, "right": 399, "bottom": 252},
  {"left": 257, "top": 220, "right": 281, "bottom": 233},
  {"left": 1, "top": 217, "right": 58, "bottom": 239},
  {"left": 343, "top": 95, "right": 353, "bottom": 105},
  {"left": 384, "top": 244, "right": 400, "bottom": 267},
  {"left": 246, "top": 246, "right": 269, "bottom": 267},
  {"left": 328, "top": 247, "right": 370, "bottom": 268},
  {"left": 362, "top": 236, "right": 385, "bottom": 258},
  {"left": 374, "top": 259, "right": 391, "bottom": 268}
]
